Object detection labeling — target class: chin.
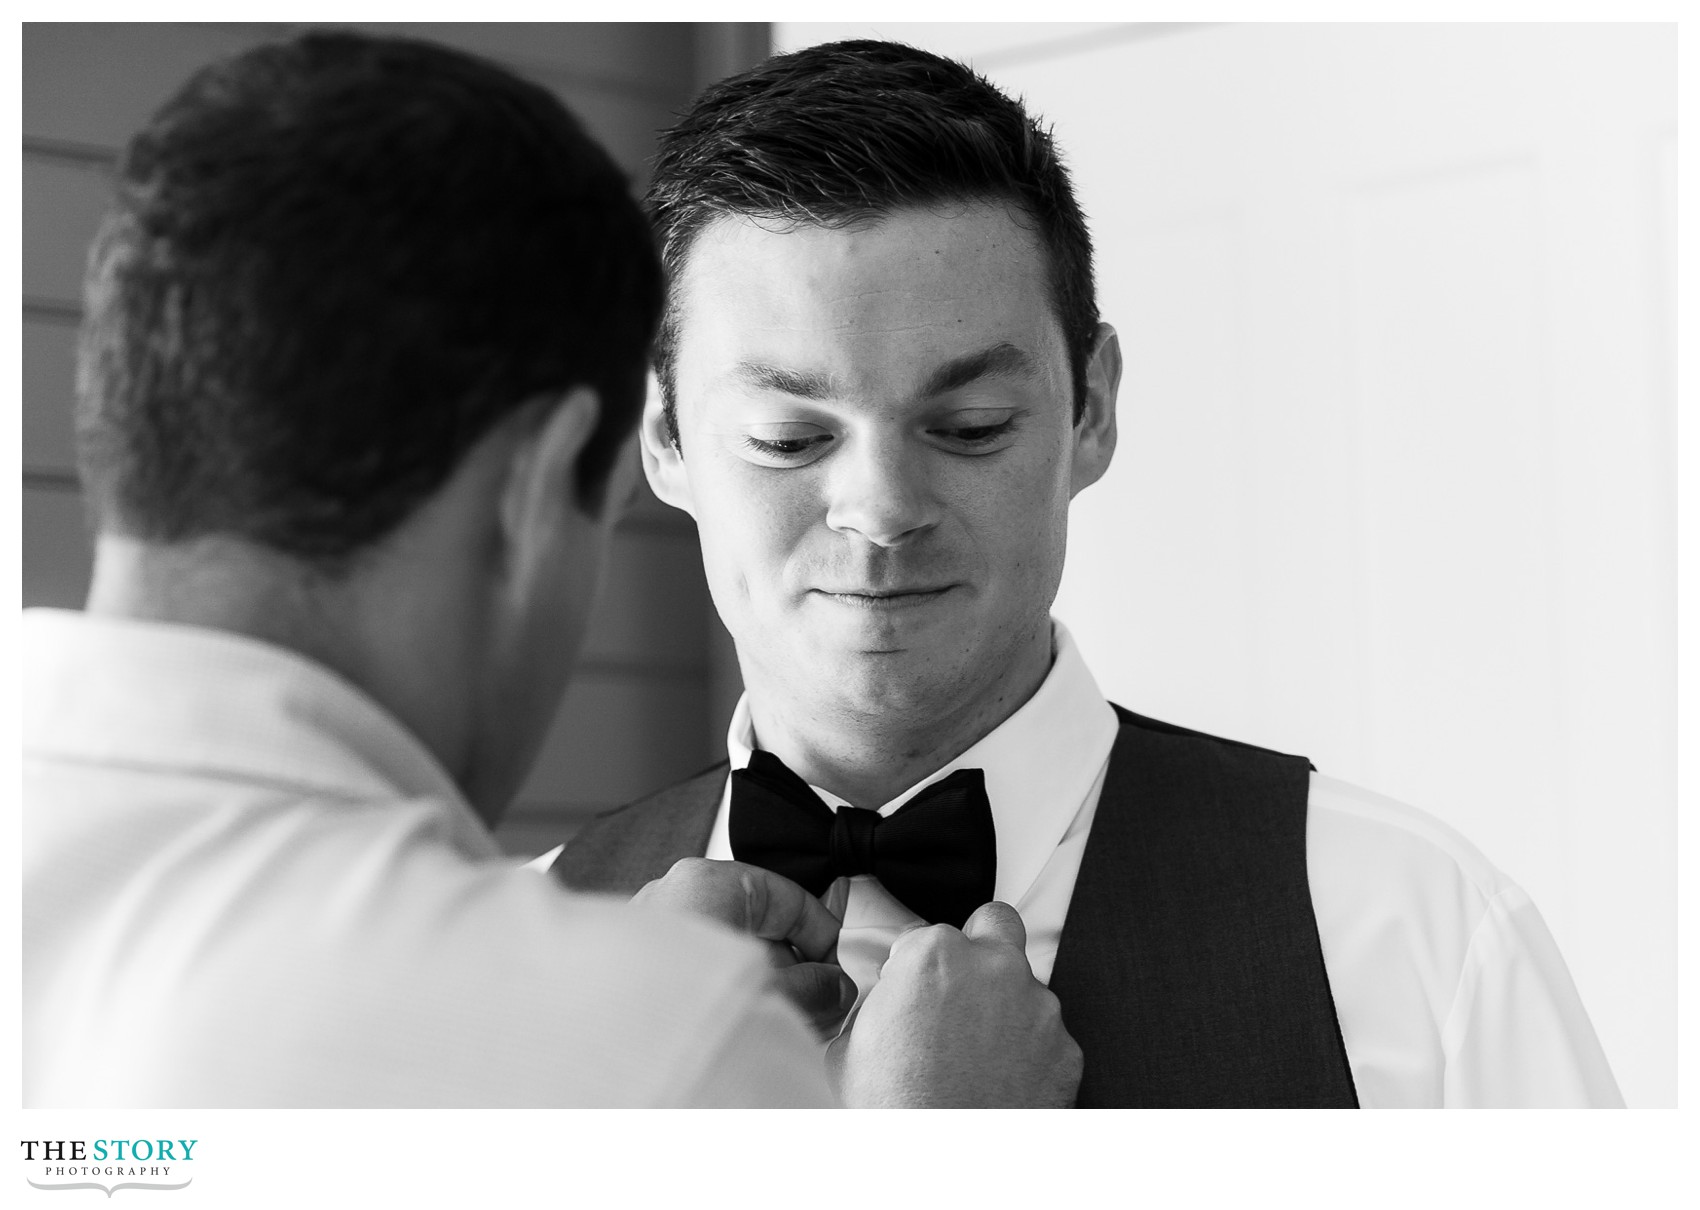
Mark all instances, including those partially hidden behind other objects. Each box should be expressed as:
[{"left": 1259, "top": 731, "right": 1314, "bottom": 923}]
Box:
[{"left": 819, "top": 652, "right": 975, "bottom": 720}]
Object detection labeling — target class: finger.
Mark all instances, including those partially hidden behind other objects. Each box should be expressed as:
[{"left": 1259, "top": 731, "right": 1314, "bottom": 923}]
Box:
[
  {"left": 773, "top": 962, "right": 859, "bottom": 1039},
  {"left": 633, "top": 859, "right": 842, "bottom": 961},
  {"left": 762, "top": 938, "right": 799, "bottom": 969},
  {"left": 630, "top": 857, "right": 732, "bottom": 911},
  {"left": 962, "top": 901, "right": 1027, "bottom": 952},
  {"left": 883, "top": 920, "right": 955, "bottom": 967},
  {"left": 740, "top": 864, "right": 843, "bottom": 961}
]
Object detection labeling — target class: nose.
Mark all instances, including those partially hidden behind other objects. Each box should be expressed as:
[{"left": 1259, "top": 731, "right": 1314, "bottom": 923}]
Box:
[{"left": 823, "top": 435, "right": 939, "bottom": 548}]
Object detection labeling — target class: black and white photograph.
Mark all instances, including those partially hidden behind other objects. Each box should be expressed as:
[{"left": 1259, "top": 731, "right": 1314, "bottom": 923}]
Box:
[{"left": 13, "top": 13, "right": 1685, "bottom": 1202}]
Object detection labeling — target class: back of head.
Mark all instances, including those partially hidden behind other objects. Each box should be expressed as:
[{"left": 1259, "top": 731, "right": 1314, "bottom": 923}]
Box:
[
  {"left": 78, "top": 31, "right": 662, "bottom": 572},
  {"left": 647, "top": 38, "right": 1097, "bottom": 439}
]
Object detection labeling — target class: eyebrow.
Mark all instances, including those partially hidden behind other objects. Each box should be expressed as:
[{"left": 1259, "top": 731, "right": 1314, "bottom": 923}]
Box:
[
  {"left": 730, "top": 342, "right": 1039, "bottom": 403},
  {"left": 919, "top": 342, "right": 1040, "bottom": 398},
  {"left": 730, "top": 362, "right": 841, "bottom": 400}
]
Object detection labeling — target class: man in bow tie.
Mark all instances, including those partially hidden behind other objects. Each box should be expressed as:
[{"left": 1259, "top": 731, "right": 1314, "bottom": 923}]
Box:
[{"left": 555, "top": 37, "right": 1624, "bottom": 1107}]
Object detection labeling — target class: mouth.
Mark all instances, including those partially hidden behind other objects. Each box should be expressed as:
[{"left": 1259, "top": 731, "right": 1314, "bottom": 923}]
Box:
[{"left": 812, "top": 586, "right": 956, "bottom": 610}]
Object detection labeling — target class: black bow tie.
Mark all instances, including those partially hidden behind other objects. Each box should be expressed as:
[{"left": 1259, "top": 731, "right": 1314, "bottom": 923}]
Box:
[{"left": 728, "top": 749, "right": 997, "bottom": 929}]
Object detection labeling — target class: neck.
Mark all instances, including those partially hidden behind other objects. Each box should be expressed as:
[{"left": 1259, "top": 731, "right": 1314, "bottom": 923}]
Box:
[
  {"left": 742, "top": 623, "right": 1054, "bottom": 808},
  {"left": 85, "top": 532, "right": 484, "bottom": 808}
]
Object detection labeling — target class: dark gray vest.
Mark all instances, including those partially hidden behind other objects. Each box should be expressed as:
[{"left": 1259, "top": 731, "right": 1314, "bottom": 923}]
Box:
[{"left": 555, "top": 707, "right": 1357, "bottom": 1108}]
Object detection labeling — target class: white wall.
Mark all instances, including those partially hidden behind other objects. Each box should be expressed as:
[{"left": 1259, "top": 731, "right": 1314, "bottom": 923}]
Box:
[{"left": 779, "top": 21, "right": 1676, "bottom": 1107}]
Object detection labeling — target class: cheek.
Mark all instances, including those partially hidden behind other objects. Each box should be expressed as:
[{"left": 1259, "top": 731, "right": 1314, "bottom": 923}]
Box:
[
  {"left": 962, "top": 453, "right": 1072, "bottom": 567},
  {"left": 691, "top": 465, "right": 817, "bottom": 592}
]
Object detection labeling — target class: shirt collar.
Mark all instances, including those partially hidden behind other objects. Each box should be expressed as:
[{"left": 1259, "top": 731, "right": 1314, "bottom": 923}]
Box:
[
  {"left": 22, "top": 608, "right": 497, "bottom": 860},
  {"left": 724, "top": 618, "right": 1121, "bottom": 908}
]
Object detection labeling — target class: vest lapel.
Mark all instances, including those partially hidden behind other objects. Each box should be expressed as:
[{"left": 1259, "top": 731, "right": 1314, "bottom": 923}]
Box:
[
  {"left": 552, "top": 763, "right": 727, "bottom": 896},
  {"left": 1048, "top": 719, "right": 1358, "bottom": 1107}
]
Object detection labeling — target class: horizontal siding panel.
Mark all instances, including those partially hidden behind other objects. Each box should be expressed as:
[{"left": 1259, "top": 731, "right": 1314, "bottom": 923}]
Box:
[
  {"left": 23, "top": 22, "right": 283, "bottom": 151},
  {"left": 22, "top": 486, "right": 93, "bottom": 610},
  {"left": 23, "top": 317, "right": 80, "bottom": 475},
  {"left": 22, "top": 157, "right": 112, "bottom": 306},
  {"left": 516, "top": 669, "right": 713, "bottom": 809},
  {"left": 581, "top": 528, "right": 710, "bottom": 670}
]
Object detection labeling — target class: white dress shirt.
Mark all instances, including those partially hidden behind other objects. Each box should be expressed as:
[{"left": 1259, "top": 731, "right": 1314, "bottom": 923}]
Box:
[
  {"left": 704, "top": 620, "right": 1623, "bottom": 1107},
  {"left": 22, "top": 608, "right": 831, "bottom": 1108}
]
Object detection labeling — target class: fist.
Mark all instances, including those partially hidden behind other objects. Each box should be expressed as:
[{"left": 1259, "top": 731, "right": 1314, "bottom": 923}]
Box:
[{"left": 830, "top": 902, "right": 1082, "bottom": 1108}]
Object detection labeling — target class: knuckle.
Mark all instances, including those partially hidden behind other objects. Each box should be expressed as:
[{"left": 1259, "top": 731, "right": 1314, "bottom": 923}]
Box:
[
  {"left": 905, "top": 923, "right": 953, "bottom": 949},
  {"left": 887, "top": 922, "right": 952, "bottom": 966},
  {"left": 979, "top": 943, "right": 1027, "bottom": 982},
  {"left": 665, "top": 856, "right": 714, "bottom": 882}
]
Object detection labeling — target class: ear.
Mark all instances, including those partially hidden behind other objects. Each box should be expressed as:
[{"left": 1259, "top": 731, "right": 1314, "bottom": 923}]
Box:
[
  {"left": 639, "top": 376, "right": 695, "bottom": 518},
  {"left": 1070, "top": 322, "right": 1121, "bottom": 498},
  {"left": 499, "top": 386, "right": 602, "bottom": 588}
]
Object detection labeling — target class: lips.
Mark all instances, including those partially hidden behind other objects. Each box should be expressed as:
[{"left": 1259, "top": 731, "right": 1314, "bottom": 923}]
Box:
[{"left": 812, "top": 586, "right": 955, "bottom": 609}]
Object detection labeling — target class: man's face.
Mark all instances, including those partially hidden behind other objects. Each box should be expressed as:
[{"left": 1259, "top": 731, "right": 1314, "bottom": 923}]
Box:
[{"left": 648, "top": 202, "right": 1116, "bottom": 724}]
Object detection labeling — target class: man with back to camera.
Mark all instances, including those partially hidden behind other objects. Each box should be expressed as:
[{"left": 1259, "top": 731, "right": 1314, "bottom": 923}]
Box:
[
  {"left": 553, "top": 38, "right": 1625, "bottom": 1107},
  {"left": 20, "top": 30, "right": 1083, "bottom": 1108}
]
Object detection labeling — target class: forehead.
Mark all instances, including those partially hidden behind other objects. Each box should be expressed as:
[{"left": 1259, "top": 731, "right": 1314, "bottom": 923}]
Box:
[{"left": 670, "top": 203, "right": 1066, "bottom": 391}]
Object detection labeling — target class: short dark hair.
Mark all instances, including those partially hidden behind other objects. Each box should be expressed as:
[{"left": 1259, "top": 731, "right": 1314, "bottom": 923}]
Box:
[
  {"left": 77, "top": 30, "right": 662, "bottom": 569},
  {"left": 647, "top": 38, "right": 1097, "bottom": 447}
]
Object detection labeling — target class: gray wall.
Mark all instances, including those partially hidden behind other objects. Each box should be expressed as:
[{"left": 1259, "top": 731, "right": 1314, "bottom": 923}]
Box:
[{"left": 20, "top": 22, "right": 767, "bottom": 857}]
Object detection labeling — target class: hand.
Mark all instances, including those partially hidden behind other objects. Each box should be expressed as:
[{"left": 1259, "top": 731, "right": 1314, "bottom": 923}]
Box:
[
  {"left": 827, "top": 902, "right": 1082, "bottom": 1108},
  {"left": 632, "top": 858, "right": 857, "bottom": 1038}
]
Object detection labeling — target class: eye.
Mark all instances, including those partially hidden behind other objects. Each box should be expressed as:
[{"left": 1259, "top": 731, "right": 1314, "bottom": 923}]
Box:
[
  {"left": 948, "top": 423, "right": 1013, "bottom": 443},
  {"left": 739, "top": 431, "right": 834, "bottom": 464},
  {"left": 930, "top": 417, "right": 1019, "bottom": 451}
]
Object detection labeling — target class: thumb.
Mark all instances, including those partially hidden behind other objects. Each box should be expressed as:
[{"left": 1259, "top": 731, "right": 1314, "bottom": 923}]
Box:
[{"left": 962, "top": 900, "right": 1027, "bottom": 951}]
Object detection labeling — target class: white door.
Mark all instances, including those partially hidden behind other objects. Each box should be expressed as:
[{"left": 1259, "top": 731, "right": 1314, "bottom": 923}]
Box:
[{"left": 779, "top": 21, "right": 1676, "bottom": 1107}]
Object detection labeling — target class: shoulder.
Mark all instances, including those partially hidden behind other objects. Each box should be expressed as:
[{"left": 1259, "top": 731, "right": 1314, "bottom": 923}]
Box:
[
  {"left": 29, "top": 784, "right": 790, "bottom": 1106},
  {"left": 225, "top": 814, "right": 793, "bottom": 1103},
  {"left": 1301, "top": 775, "right": 1621, "bottom": 1107},
  {"left": 1306, "top": 772, "right": 1517, "bottom": 909},
  {"left": 1302, "top": 772, "right": 1526, "bottom": 1034},
  {"left": 324, "top": 853, "right": 799, "bottom": 1105}
]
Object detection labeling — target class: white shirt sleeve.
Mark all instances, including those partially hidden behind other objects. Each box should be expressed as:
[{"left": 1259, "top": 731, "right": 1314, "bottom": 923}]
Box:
[
  {"left": 1440, "top": 887, "right": 1623, "bottom": 1107},
  {"left": 1308, "top": 775, "right": 1623, "bottom": 1107},
  {"left": 677, "top": 990, "right": 836, "bottom": 1108}
]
